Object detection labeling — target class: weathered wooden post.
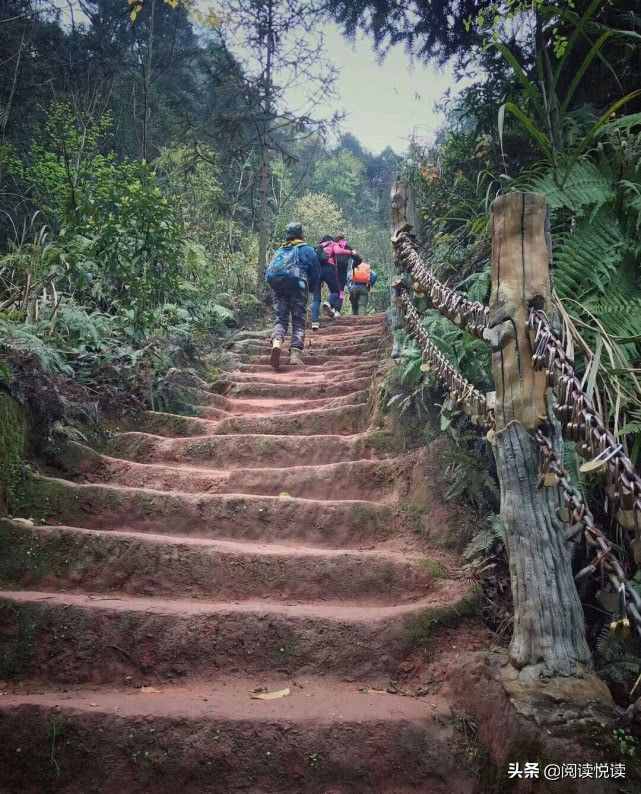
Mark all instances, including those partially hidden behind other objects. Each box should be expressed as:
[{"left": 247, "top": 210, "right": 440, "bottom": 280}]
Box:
[
  {"left": 389, "top": 180, "right": 416, "bottom": 358},
  {"left": 488, "top": 192, "right": 592, "bottom": 679}
]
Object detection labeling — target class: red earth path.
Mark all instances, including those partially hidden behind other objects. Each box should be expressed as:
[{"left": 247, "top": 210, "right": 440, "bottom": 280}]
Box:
[{"left": 0, "top": 313, "right": 489, "bottom": 793}]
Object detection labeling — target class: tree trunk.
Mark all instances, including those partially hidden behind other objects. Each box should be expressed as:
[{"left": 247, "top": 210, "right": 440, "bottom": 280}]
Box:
[
  {"left": 489, "top": 192, "right": 591, "bottom": 678},
  {"left": 256, "top": 149, "right": 271, "bottom": 293},
  {"left": 255, "top": 0, "right": 275, "bottom": 296},
  {"left": 141, "top": 0, "right": 156, "bottom": 162}
]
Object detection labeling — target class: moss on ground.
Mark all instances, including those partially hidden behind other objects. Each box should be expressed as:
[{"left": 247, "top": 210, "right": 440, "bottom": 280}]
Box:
[
  {"left": 420, "top": 558, "right": 449, "bottom": 579},
  {"left": 0, "top": 600, "right": 39, "bottom": 679},
  {"left": 365, "top": 428, "right": 404, "bottom": 455},
  {"left": 0, "top": 392, "right": 28, "bottom": 515},
  {"left": 0, "top": 520, "right": 78, "bottom": 586},
  {"left": 404, "top": 592, "right": 481, "bottom": 647}
]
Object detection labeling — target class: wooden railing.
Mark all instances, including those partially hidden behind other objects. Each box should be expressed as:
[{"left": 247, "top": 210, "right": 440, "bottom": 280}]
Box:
[{"left": 390, "top": 181, "right": 641, "bottom": 678}]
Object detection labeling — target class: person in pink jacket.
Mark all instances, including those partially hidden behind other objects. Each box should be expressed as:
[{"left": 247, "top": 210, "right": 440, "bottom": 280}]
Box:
[
  {"left": 311, "top": 236, "right": 356, "bottom": 325},
  {"left": 333, "top": 235, "right": 361, "bottom": 310}
]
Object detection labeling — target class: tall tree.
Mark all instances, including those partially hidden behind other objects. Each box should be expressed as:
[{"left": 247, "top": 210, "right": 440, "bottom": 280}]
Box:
[{"left": 217, "top": 0, "right": 338, "bottom": 291}]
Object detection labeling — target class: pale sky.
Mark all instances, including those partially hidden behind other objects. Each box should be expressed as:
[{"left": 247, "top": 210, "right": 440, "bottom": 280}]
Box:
[{"left": 301, "top": 24, "right": 458, "bottom": 155}]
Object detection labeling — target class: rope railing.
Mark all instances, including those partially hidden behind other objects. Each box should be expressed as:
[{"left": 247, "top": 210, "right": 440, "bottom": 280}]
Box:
[
  {"left": 392, "top": 229, "right": 489, "bottom": 339},
  {"left": 535, "top": 425, "right": 641, "bottom": 639},
  {"left": 529, "top": 307, "right": 641, "bottom": 568},
  {"left": 391, "top": 190, "right": 641, "bottom": 644},
  {"left": 399, "top": 290, "right": 495, "bottom": 430}
]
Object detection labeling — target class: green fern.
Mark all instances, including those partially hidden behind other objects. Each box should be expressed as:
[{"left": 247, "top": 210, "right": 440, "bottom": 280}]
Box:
[
  {"left": 586, "top": 289, "right": 641, "bottom": 346},
  {"left": 0, "top": 319, "right": 73, "bottom": 375},
  {"left": 553, "top": 209, "right": 624, "bottom": 301},
  {"left": 523, "top": 159, "right": 615, "bottom": 216},
  {"left": 463, "top": 514, "right": 506, "bottom": 563}
]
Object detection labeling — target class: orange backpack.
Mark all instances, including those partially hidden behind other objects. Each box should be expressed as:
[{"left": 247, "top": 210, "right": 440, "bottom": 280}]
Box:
[{"left": 352, "top": 262, "right": 371, "bottom": 285}]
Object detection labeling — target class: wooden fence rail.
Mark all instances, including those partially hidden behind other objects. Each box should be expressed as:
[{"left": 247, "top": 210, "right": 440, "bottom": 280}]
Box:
[{"left": 390, "top": 180, "right": 640, "bottom": 679}]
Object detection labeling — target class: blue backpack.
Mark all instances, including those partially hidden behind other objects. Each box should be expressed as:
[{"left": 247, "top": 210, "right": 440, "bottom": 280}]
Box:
[{"left": 266, "top": 244, "right": 305, "bottom": 291}]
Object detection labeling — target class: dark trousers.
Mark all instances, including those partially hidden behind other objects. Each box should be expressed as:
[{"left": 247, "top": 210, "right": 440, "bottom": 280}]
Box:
[
  {"left": 337, "top": 260, "right": 349, "bottom": 291},
  {"left": 311, "top": 264, "right": 340, "bottom": 322},
  {"left": 272, "top": 286, "right": 307, "bottom": 349},
  {"left": 350, "top": 285, "right": 369, "bottom": 315},
  {"left": 336, "top": 256, "right": 352, "bottom": 309}
]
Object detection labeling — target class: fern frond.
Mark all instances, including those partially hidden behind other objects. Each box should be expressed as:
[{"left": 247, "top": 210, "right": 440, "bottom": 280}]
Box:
[
  {"left": 523, "top": 159, "right": 615, "bottom": 216},
  {"left": 553, "top": 209, "right": 624, "bottom": 301},
  {"left": 586, "top": 291, "right": 641, "bottom": 343}
]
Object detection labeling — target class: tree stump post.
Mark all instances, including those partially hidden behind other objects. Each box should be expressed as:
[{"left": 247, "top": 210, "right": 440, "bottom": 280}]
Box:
[{"left": 488, "top": 192, "right": 592, "bottom": 678}]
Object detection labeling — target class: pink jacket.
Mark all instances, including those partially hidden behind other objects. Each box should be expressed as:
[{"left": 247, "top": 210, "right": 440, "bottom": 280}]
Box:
[{"left": 321, "top": 241, "right": 352, "bottom": 266}]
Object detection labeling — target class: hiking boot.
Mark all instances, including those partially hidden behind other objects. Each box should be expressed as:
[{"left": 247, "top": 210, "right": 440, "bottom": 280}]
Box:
[
  {"left": 289, "top": 348, "right": 304, "bottom": 366},
  {"left": 311, "top": 322, "right": 320, "bottom": 330},
  {"left": 270, "top": 338, "right": 282, "bottom": 370},
  {"left": 322, "top": 302, "right": 337, "bottom": 320}
]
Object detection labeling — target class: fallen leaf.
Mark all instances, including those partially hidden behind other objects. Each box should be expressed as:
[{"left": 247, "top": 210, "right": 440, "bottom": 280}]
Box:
[
  {"left": 140, "top": 686, "right": 161, "bottom": 694},
  {"left": 250, "top": 687, "right": 290, "bottom": 700},
  {"left": 278, "top": 492, "right": 290, "bottom": 498}
]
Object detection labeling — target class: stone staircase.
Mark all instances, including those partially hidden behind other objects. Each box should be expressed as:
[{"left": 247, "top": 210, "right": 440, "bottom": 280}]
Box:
[{"left": 0, "top": 313, "right": 487, "bottom": 793}]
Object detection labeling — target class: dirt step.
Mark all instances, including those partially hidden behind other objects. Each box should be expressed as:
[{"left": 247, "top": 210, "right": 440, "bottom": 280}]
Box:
[
  {"left": 231, "top": 336, "right": 382, "bottom": 355},
  {"left": 1, "top": 522, "right": 445, "bottom": 602},
  {"left": 241, "top": 356, "right": 379, "bottom": 370},
  {"left": 208, "top": 403, "right": 369, "bottom": 436},
  {"left": 247, "top": 339, "right": 382, "bottom": 353},
  {"left": 227, "top": 364, "right": 376, "bottom": 386},
  {"left": 0, "top": 679, "right": 476, "bottom": 794},
  {"left": 198, "top": 390, "right": 370, "bottom": 416},
  {"left": 130, "top": 411, "right": 216, "bottom": 438},
  {"left": 154, "top": 384, "right": 369, "bottom": 415},
  {"left": 121, "top": 402, "right": 370, "bottom": 439},
  {"left": 24, "top": 475, "right": 394, "bottom": 545},
  {"left": 233, "top": 360, "right": 378, "bottom": 376},
  {"left": 64, "top": 449, "right": 417, "bottom": 502},
  {"left": 0, "top": 586, "right": 474, "bottom": 683},
  {"left": 106, "top": 430, "right": 385, "bottom": 470},
  {"left": 222, "top": 376, "right": 372, "bottom": 399}
]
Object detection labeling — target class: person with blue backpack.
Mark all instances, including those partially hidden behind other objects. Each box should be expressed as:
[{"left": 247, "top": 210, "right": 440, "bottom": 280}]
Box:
[{"left": 265, "top": 222, "right": 320, "bottom": 370}]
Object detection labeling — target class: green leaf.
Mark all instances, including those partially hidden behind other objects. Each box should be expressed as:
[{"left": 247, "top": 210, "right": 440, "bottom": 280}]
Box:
[
  {"left": 494, "top": 43, "right": 541, "bottom": 107},
  {"left": 501, "top": 102, "right": 553, "bottom": 160}
]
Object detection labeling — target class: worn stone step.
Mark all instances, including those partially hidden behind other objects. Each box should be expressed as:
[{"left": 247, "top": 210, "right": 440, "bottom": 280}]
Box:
[
  {"left": 106, "top": 430, "right": 386, "bottom": 470},
  {"left": 222, "top": 376, "right": 372, "bottom": 399},
  {"left": 150, "top": 406, "right": 369, "bottom": 438},
  {"left": 242, "top": 355, "right": 380, "bottom": 369},
  {"left": 208, "top": 403, "right": 369, "bottom": 436},
  {"left": 154, "top": 385, "right": 368, "bottom": 415},
  {"left": 0, "top": 586, "right": 473, "bottom": 683},
  {"left": 21, "top": 476, "right": 395, "bottom": 545},
  {"left": 232, "top": 359, "right": 378, "bottom": 376},
  {"left": 198, "top": 390, "right": 370, "bottom": 416},
  {"left": 0, "top": 678, "right": 476, "bottom": 794},
  {"left": 230, "top": 335, "right": 382, "bottom": 355},
  {"left": 121, "top": 402, "right": 369, "bottom": 439},
  {"left": 1, "top": 521, "right": 444, "bottom": 603},
  {"left": 225, "top": 370, "right": 377, "bottom": 387},
  {"left": 192, "top": 392, "right": 368, "bottom": 420},
  {"left": 60, "top": 448, "right": 417, "bottom": 502}
]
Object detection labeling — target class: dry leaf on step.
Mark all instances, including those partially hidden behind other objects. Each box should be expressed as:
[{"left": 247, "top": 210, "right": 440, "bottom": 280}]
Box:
[
  {"left": 250, "top": 687, "right": 290, "bottom": 700},
  {"left": 140, "top": 686, "right": 161, "bottom": 694}
]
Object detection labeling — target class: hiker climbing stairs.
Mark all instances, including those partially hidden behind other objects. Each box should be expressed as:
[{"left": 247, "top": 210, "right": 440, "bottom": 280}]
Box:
[{"left": 0, "top": 314, "right": 486, "bottom": 793}]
